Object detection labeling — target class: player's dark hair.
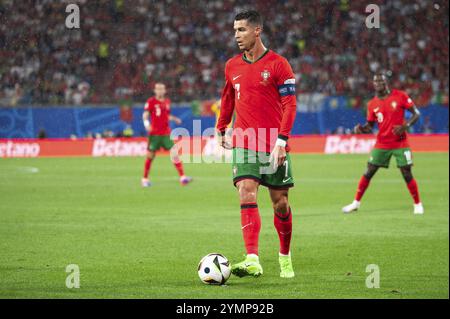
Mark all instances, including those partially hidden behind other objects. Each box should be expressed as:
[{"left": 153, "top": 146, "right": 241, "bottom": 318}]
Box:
[
  {"left": 234, "top": 10, "right": 263, "bottom": 27},
  {"left": 373, "top": 71, "right": 387, "bottom": 80}
]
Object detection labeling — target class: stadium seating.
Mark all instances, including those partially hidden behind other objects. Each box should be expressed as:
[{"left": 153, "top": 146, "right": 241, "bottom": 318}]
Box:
[{"left": 0, "top": 0, "right": 448, "bottom": 106}]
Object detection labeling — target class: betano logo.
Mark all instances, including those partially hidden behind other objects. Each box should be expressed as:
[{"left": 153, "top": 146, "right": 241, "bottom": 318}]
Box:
[
  {"left": 325, "top": 136, "right": 376, "bottom": 154},
  {"left": 92, "top": 139, "right": 147, "bottom": 157},
  {"left": 0, "top": 141, "right": 40, "bottom": 157}
]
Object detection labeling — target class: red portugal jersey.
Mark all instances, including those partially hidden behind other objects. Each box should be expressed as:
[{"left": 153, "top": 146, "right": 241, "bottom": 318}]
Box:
[
  {"left": 144, "top": 97, "right": 171, "bottom": 136},
  {"left": 367, "top": 89, "right": 415, "bottom": 149},
  {"left": 216, "top": 49, "right": 297, "bottom": 153}
]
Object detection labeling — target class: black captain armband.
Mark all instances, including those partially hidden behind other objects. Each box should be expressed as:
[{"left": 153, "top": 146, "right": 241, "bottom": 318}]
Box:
[{"left": 278, "top": 79, "right": 296, "bottom": 97}]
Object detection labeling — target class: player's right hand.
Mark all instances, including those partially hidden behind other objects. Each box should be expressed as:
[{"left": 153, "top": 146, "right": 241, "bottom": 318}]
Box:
[
  {"left": 354, "top": 124, "right": 363, "bottom": 134},
  {"left": 218, "top": 134, "right": 232, "bottom": 150}
]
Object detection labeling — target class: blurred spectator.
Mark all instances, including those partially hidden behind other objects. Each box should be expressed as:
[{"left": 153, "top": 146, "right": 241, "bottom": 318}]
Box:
[
  {"left": 122, "top": 125, "right": 134, "bottom": 137},
  {"left": 37, "top": 128, "right": 47, "bottom": 139},
  {"left": 0, "top": 0, "right": 448, "bottom": 106},
  {"left": 421, "top": 116, "right": 434, "bottom": 134}
]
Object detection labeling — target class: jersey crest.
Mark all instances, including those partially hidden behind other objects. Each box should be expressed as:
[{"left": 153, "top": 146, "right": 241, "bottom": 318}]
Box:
[{"left": 260, "top": 70, "right": 271, "bottom": 85}]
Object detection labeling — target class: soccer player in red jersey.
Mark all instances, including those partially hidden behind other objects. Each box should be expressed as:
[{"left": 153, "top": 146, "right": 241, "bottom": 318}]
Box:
[
  {"left": 216, "top": 11, "right": 297, "bottom": 278},
  {"left": 342, "top": 73, "right": 424, "bottom": 214},
  {"left": 142, "top": 82, "right": 192, "bottom": 187}
]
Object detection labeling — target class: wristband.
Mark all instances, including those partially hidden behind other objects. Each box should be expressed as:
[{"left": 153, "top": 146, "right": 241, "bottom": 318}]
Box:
[
  {"left": 144, "top": 120, "right": 150, "bottom": 128},
  {"left": 275, "top": 138, "right": 287, "bottom": 147}
]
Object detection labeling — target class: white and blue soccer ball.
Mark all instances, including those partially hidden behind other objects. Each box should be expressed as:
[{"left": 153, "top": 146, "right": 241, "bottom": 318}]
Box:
[{"left": 198, "top": 253, "right": 231, "bottom": 285}]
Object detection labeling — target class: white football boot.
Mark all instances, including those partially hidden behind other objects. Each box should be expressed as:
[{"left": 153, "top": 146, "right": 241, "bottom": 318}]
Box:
[
  {"left": 342, "top": 200, "right": 361, "bottom": 213},
  {"left": 414, "top": 203, "right": 424, "bottom": 215}
]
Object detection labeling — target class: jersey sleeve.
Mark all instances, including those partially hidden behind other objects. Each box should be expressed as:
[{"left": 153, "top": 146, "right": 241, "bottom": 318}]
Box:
[
  {"left": 276, "top": 57, "right": 297, "bottom": 140},
  {"left": 166, "top": 98, "right": 172, "bottom": 115},
  {"left": 216, "top": 61, "right": 235, "bottom": 134},
  {"left": 399, "top": 91, "right": 415, "bottom": 110},
  {"left": 144, "top": 99, "right": 152, "bottom": 112}
]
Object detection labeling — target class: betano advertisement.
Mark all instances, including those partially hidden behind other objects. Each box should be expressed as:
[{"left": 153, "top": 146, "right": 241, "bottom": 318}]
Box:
[{"left": 0, "top": 134, "right": 448, "bottom": 158}]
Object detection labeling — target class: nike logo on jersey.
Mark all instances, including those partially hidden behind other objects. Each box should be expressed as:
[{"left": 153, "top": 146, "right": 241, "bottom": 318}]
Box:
[
  {"left": 233, "top": 75, "right": 242, "bottom": 81},
  {"left": 282, "top": 177, "right": 292, "bottom": 183}
]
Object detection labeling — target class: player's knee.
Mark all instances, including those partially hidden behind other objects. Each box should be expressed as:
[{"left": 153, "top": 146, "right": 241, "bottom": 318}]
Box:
[
  {"left": 273, "top": 196, "right": 289, "bottom": 215},
  {"left": 238, "top": 183, "right": 257, "bottom": 203},
  {"left": 147, "top": 152, "right": 155, "bottom": 160},
  {"left": 364, "top": 167, "right": 378, "bottom": 180},
  {"left": 401, "top": 167, "right": 413, "bottom": 183}
]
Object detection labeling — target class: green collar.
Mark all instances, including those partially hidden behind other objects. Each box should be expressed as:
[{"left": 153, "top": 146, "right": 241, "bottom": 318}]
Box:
[{"left": 242, "top": 49, "right": 269, "bottom": 64}]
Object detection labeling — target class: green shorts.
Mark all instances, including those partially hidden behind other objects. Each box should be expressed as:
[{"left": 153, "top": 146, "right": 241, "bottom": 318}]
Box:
[
  {"left": 147, "top": 135, "right": 174, "bottom": 151},
  {"left": 368, "top": 148, "right": 413, "bottom": 168},
  {"left": 232, "top": 148, "right": 294, "bottom": 189}
]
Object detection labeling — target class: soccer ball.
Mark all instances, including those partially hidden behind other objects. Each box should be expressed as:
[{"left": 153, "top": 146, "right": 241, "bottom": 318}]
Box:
[{"left": 198, "top": 253, "right": 231, "bottom": 285}]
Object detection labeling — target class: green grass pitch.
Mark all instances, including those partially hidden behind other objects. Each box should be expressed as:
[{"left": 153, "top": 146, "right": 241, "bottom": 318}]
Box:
[{"left": 0, "top": 153, "right": 448, "bottom": 298}]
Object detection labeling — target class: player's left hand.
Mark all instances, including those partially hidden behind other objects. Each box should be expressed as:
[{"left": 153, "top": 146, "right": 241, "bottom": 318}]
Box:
[
  {"left": 269, "top": 145, "right": 286, "bottom": 170},
  {"left": 392, "top": 124, "right": 407, "bottom": 135},
  {"left": 173, "top": 117, "right": 182, "bottom": 125}
]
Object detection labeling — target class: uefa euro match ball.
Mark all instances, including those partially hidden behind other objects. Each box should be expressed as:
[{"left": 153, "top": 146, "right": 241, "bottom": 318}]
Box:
[{"left": 198, "top": 253, "right": 231, "bottom": 285}]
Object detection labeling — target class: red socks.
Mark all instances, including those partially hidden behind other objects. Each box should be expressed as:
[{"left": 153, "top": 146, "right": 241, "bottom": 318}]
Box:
[
  {"left": 144, "top": 157, "right": 185, "bottom": 179},
  {"left": 355, "top": 175, "right": 370, "bottom": 201},
  {"left": 274, "top": 207, "right": 293, "bottom": 255},
  {"left": 240, "top": 203, "right": 261, "bottom": 255},
  {"left": 173, "top": 161, "right": 185, "bottom": 177},
  {"left": 143, "top": 158, "right": 152, "bottom": 178},
  {"left": 240, "top": 203, "right": 294, "bottom": 256},
  {"left": 407, "top": 179, "right": 421, "bottom": 204}
]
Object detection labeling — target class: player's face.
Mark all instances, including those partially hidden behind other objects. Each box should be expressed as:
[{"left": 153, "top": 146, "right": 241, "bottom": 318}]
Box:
[
  {"left": 233, "top": 20, "right": 260, "bottom": 51},
  {"left": 154, "top": 84, "right": 166, "bottom": 98},
  {"left": 373, "top": 75, "right": 388, "bottom": 93}
]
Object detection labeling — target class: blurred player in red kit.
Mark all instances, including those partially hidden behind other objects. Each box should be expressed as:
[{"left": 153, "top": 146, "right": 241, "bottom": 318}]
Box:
[
  {"left": 342, "top": 73, "right": 423, "bottom": 215},
  {"left": 142, "top": 82, "right": 192, "bottom": 187},
  {"left": 217, "top": 10, "right": 297, "bottom": 278}
]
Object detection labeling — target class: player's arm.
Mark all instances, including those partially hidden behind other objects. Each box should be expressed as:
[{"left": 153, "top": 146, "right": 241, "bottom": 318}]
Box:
[
  {"left": 392, "top": 92, "right": 420, "bottom": 135},
  {"left": 142, "top": 110, "right": 151, "bottom": 133},
  {"left": 393, "top": 105, "right": 420, "bottom": 135},
  {"left": 354, "top": 100, "right": 376, "bottom": 134},
  {"left": 271, "top": 60, "right": 297, "bottom": 168},
  {"left": 216, "top": 64, "right": 235, "bottom": 149},
  {"left": 354, "top": 121, "right": 375, "bottom": 134},
  {"left": 169, "top": 115, "right": 182, "bottom": 125}
]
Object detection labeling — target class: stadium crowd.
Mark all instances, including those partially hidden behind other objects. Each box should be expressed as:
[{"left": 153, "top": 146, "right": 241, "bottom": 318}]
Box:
[{"left": 0, "top": 0, "right": 448, "bottom": 106}]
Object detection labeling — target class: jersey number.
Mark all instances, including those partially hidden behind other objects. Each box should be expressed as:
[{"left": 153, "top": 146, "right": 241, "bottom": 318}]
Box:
[
  {"left": 376, "top": 112, "right": 384, "bottom": 123},
  {"left": 404, "top": 150, "right": 413, "bottom": 165},
  {"left": 234, "top": 83, "right": 241, "bottom": 100},
  {"left": 155, "top": 106, "right": 161, "bottom": 117},
  {"left": 283, "top": 160, "right": 289, "bottom": 178}
]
